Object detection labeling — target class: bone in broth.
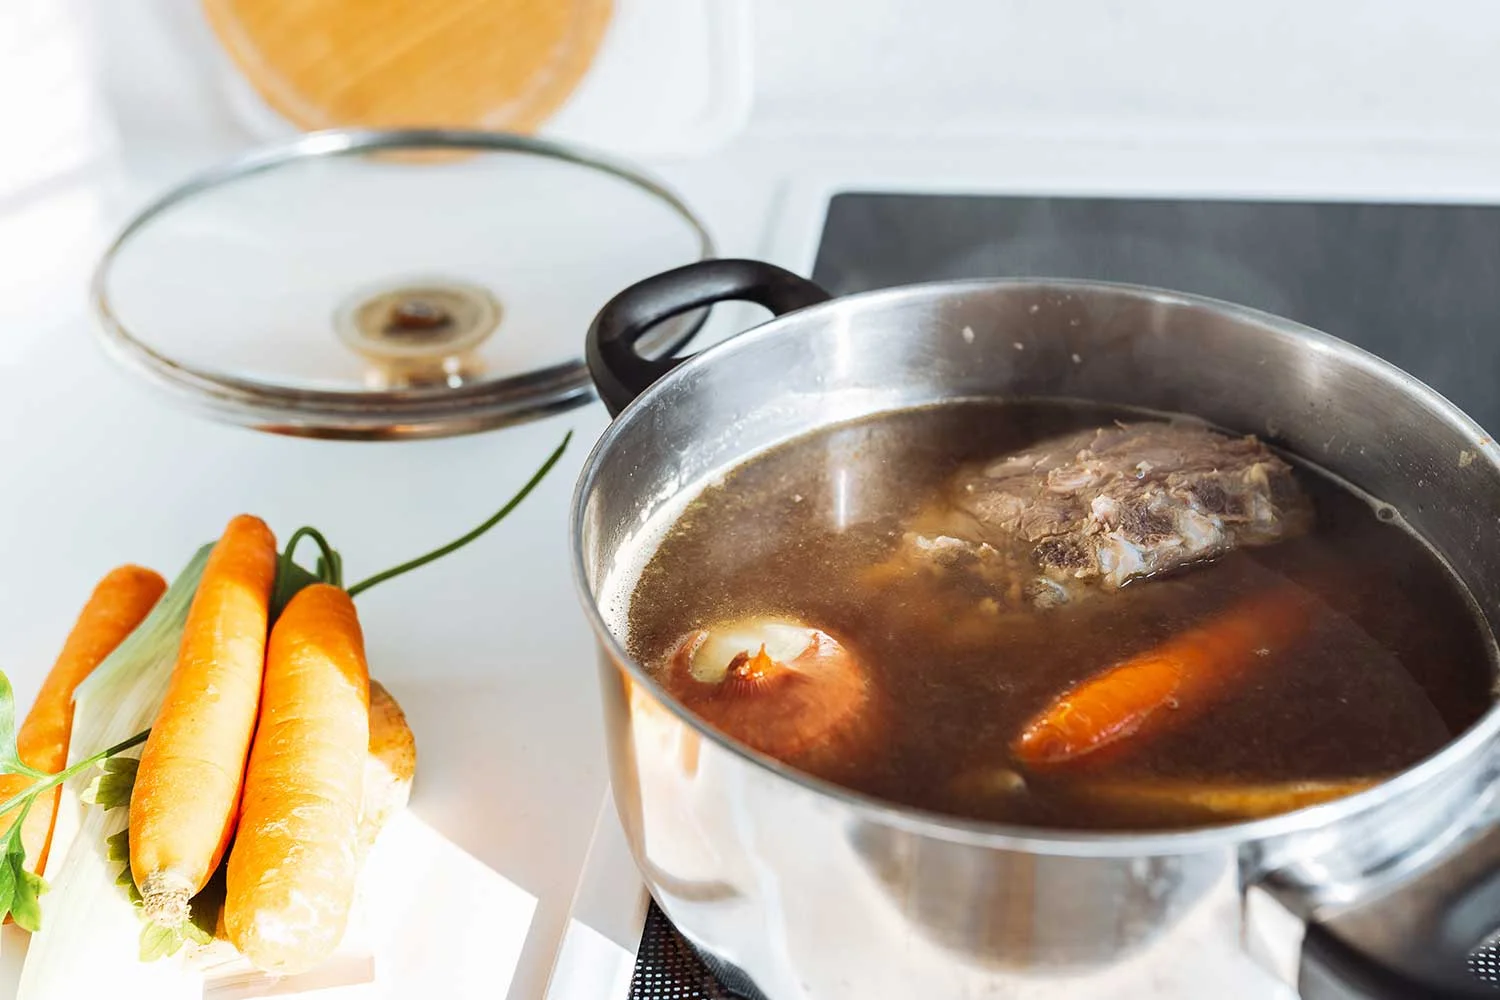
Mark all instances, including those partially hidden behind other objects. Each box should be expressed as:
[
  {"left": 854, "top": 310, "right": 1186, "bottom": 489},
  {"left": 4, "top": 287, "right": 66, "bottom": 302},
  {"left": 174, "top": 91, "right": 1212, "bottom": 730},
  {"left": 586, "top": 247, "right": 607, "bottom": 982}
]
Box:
[{"left": 622, "top": 401, "right": 1497, "bottom": 830}]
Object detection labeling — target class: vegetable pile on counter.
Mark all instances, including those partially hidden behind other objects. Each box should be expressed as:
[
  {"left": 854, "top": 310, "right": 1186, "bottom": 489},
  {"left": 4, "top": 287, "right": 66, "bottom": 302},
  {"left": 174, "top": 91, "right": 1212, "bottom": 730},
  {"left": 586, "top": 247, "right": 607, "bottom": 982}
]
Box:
[{"left": 0, "top": 433, "right": 569, "bottom": 991}]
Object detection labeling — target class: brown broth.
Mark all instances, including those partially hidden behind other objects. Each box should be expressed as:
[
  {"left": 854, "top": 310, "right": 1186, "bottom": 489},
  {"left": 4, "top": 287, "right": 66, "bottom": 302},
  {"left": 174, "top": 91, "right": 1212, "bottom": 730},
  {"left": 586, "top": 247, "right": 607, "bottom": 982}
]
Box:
[{"left": 623, "top": 401, "right": 1497, "bottom": 830}]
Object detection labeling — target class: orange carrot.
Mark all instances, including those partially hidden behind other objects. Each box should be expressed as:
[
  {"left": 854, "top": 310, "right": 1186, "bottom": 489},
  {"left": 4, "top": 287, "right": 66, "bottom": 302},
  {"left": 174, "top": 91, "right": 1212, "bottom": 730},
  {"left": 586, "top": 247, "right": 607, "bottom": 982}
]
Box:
[
  {"left": 1064, "top": 775, "right": 1380, "bottom": 822},
  {"left": 224, "top": 583, "right": 370, "bottom": 974},
  {"left": 360, "top": 679, "right": 416, "bottom": 853},
  {"left": 0, "top": 565, "right": 166, "bottom": 877},
  {"left": 1013, "top": 583, "right": 1315, "bottom": 765},
  {"left": 130, "top": 515, "right": 277, "bottom": 927}
]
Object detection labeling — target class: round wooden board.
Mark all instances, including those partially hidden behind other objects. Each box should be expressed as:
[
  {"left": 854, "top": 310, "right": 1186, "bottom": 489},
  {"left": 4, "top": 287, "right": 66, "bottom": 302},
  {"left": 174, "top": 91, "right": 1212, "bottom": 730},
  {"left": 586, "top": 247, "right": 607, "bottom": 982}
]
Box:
[{"left": 202, "top": 0, "right": 615, "bottom": 133}]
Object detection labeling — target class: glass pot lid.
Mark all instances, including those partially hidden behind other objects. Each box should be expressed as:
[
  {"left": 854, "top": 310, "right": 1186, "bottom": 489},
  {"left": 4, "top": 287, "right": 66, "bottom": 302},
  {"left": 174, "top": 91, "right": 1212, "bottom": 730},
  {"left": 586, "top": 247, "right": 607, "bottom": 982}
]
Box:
[{"left": 92, "top": 129, "right": 714, "bottom": 440}]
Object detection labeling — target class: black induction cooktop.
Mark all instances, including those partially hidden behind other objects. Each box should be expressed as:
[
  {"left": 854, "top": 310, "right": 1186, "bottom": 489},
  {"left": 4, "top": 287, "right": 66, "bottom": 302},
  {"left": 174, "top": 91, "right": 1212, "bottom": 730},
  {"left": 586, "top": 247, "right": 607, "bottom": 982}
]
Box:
[
  {"left": 623, "top": 899, "right": 1451, "bottom": 1000},
  {"left": 810, "top": 191, "right": 1500, "bottom": 436},
  {"left": 624, "top": 189, "right": 1500, "bottom": 1000}
]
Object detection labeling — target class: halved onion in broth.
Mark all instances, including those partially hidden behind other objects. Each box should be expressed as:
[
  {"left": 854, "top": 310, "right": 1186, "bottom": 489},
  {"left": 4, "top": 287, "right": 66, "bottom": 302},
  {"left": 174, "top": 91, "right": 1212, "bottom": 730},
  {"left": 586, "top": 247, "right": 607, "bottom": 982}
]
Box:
[{"left": 661, "top": 617, "right": 875, "bottom": 775}]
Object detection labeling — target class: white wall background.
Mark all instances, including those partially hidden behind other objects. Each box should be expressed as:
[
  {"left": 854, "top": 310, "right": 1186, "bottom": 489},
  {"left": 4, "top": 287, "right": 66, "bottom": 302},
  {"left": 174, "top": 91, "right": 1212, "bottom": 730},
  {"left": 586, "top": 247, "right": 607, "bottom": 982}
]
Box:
[
  {"left": 5, "top": 0, "right": 1499, "bottom": 369},
  {"left": 749, "top": 0, "right": 1500, "bottom": 149},
  {"left": 5, "top": 0, "right": 1500, "bottom": 204}
]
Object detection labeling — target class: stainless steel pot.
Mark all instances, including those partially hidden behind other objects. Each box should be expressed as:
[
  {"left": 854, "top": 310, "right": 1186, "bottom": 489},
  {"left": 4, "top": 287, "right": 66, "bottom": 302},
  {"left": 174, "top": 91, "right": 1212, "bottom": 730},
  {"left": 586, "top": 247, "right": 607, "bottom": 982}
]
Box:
[{"left": 570, "top": 259, "right": 1500, "bottom": 998}]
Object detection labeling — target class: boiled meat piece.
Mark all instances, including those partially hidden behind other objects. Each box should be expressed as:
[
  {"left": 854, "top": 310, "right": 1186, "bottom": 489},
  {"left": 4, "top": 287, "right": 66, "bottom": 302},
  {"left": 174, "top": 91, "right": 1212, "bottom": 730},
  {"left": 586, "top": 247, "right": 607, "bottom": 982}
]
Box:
[{"left": 891, "top": 422, "right": 1313, "bottom": 606}]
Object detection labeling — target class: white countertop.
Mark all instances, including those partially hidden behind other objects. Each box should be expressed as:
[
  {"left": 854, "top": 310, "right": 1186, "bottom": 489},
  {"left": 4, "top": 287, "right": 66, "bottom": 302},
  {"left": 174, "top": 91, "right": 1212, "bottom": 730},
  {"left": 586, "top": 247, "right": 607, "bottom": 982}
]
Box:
[{"left": 6, "top": 3, "right": 1500, "bottom": 998}]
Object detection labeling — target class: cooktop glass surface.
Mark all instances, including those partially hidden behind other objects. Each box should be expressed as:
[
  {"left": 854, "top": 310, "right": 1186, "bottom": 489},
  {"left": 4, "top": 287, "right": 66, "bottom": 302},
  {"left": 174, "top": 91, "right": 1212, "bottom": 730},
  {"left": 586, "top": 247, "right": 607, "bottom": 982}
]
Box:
[{"left": 811, "top": 192, "right": 1500, "bottom": 436}]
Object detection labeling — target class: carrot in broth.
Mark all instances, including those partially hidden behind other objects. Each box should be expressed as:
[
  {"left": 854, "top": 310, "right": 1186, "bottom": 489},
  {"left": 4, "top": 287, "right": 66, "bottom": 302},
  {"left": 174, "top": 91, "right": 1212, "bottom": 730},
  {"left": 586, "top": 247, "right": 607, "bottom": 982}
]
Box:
[
  {"left": 1064, "top": 775, "right": 1380, "bottom": 822},
  {"left": 1012, "top": 582, "right": 1316, "bottom": 765}
]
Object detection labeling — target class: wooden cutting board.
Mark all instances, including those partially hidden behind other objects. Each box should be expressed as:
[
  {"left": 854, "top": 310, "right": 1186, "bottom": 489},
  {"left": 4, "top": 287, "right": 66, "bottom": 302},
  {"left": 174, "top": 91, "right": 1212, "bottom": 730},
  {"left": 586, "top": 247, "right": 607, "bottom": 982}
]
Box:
[{"left": 202, "top": 0, "right": 614, "bottom": 132}]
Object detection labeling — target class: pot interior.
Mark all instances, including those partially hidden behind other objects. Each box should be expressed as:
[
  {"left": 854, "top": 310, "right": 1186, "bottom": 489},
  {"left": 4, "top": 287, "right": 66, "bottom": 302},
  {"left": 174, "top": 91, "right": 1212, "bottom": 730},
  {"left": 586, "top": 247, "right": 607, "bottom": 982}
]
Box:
[{"left": 575, "top": 279, "right": 1500, "bottom": 830}]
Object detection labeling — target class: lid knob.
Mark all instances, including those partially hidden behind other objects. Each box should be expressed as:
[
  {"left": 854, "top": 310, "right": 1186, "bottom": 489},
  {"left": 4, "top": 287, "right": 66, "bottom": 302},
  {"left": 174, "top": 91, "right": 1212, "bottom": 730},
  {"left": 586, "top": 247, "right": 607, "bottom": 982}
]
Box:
[
  {"left": 336, "top": 278, "right": 502, "bottom": 389},
  {"left": 386, "top": 298, "right": 454, "bottom": 334}
]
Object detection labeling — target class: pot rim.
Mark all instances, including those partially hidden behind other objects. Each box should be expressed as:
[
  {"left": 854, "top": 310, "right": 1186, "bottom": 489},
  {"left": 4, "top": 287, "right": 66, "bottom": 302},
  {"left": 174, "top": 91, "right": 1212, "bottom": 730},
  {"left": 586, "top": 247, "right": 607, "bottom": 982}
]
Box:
[{"left": 570, "top": 274, "right": 1500, "bottom": 857}]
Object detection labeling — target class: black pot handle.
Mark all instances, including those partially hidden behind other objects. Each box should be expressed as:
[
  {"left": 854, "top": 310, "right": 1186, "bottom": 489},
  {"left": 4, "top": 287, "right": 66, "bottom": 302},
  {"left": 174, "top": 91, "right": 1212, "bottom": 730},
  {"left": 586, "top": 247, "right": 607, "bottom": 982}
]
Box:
[{"left": 586, "top": 258, "right": 832, "bottom": 416}]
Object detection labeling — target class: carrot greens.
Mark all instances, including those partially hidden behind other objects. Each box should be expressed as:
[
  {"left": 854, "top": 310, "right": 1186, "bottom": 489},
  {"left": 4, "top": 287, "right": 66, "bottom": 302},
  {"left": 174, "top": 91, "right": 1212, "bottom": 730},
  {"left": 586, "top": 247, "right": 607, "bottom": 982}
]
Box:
[{"left": 269, "top": 430, "right": 573, "bottom": 613}]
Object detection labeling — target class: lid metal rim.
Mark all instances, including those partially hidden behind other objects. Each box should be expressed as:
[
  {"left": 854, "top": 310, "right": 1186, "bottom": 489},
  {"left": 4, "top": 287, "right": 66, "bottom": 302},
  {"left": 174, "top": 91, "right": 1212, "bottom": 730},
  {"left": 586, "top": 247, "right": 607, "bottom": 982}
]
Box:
[
  {"left": 90, "top": 127, "right": 717, "bottom": 438},
  {"left": 105, "top": 333, "right": 597, "bottom": 440}
]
